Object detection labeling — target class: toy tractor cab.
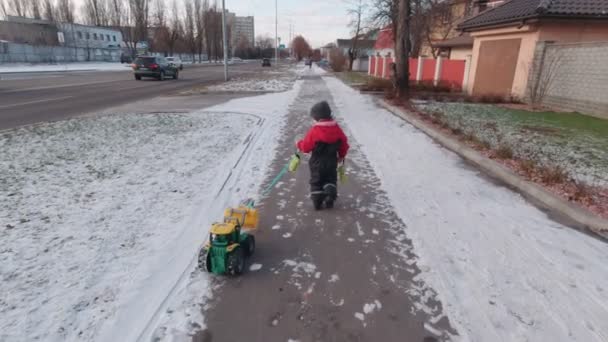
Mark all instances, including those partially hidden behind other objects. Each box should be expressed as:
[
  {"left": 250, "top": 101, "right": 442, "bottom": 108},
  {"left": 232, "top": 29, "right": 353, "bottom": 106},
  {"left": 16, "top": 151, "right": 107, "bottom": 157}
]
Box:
[{"left": 198, "top": 206, "right": 258, "bottom": 275}]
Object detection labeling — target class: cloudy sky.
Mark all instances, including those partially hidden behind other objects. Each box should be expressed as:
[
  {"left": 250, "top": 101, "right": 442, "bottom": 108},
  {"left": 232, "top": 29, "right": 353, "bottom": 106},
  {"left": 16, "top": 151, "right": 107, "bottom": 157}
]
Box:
[{"left": 226, "top": 0, "right": 354, "bottom": 48}]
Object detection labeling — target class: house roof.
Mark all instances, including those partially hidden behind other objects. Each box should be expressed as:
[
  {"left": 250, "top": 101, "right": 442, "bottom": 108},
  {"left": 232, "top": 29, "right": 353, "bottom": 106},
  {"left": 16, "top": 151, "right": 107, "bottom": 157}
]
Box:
[
  {"left": 432, "top": 34, "right": 474, "bottom": 48},
  {"left": 374, "top": 27, "right": 394, "bottom": 50},
  {"left": 336, "top": 39, "right": 376, "bottom": 49},
  {"left": 459, "top": 0, "right": 608, "bottom": 30}
]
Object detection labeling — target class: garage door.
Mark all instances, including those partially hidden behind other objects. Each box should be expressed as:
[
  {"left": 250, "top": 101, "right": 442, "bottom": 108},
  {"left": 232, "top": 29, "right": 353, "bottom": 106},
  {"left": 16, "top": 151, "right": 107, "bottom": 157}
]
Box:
[{"left": 473, "top": 38, "right": 521, "bottom": 97}]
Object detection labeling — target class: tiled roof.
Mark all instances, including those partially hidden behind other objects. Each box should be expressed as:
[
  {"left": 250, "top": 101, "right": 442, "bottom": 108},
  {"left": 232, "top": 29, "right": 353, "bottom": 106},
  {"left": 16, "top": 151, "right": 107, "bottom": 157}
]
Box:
[
  {"left": 459, "top": 0, "right": 608, "bottom": 30},
  {"left": 336, "top": 39, "right": 376, "bottom": 50},
  {"left": 433, "top": 34, "right": 474, "bottom": 48}
]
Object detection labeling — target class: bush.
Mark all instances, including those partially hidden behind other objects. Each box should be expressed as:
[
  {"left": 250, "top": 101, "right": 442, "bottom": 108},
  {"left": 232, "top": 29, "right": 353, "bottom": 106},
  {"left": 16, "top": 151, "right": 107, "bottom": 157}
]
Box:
[
  {"left": 539, "top": 165, "right": 567, "bottom": 185},
  {"left": 329, "top": 49, "right": 347, "bottom": 72},
  {"left": 520, "top": 159, "right": 537, "bottom": 177},
  {"left": 495, "top": 144, "right": 514, "bottom": 159}
]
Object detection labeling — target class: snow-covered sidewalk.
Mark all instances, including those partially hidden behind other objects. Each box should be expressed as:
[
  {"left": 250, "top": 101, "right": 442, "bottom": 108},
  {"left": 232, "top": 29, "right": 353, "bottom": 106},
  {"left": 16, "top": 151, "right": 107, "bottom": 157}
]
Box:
[
  {"left": 0, "top": 62, "right": 130, "bottom": 73},
  {"left": 0, "top": 82, "right": 302, "bottom": 341},
  {"left": 326, "top": 77, "right": 608, "bottom": 341}
]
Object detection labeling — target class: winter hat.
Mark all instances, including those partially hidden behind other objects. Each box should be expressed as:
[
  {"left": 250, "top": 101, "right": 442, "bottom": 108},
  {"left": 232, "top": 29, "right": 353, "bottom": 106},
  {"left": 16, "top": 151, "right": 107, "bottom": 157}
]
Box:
[{"left": 310, "top": 101, "right": 332, "bottom": 121}]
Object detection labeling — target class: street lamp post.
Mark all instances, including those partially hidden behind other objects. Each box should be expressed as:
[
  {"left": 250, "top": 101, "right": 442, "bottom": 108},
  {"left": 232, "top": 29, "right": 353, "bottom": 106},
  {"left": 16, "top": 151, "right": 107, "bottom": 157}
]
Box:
[
  {"left": 275, "top": 0, "right": 278, "bottom": 63},
  {"left": 221, "top": 0, "right": 228, "bottom": 81}
]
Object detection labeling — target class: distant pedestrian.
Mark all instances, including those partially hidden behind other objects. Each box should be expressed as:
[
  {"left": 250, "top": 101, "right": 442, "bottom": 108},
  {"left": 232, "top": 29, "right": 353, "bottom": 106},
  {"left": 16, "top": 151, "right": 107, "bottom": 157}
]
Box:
[{"left": 296, "top": 101, "right": 349, "bottom": 210}]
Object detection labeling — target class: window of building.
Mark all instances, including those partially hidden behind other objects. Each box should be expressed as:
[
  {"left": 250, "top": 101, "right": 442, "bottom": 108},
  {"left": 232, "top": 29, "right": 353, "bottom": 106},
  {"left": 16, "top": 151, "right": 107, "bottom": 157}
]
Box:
[
  {"left": 93, "top": 33, "right": 98, "bottom": 40},
  {"left": 113, "top": 35, "right": 116, "bottom": 42},
  {"left": 106, "top": 34, "right": 110, "bottom": 41},
  {"left": 77, "top": 31, "right": 83, "bottom": 39},
  {"left": 86, "top": 32, "right": 90, "bottom": 39}
]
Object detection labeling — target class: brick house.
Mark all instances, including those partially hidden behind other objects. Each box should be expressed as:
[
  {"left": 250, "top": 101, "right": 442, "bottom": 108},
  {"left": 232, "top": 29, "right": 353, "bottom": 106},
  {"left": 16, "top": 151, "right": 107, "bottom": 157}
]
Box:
[{"left": 458, "top": 0, "right": 608, "bottom": 103}]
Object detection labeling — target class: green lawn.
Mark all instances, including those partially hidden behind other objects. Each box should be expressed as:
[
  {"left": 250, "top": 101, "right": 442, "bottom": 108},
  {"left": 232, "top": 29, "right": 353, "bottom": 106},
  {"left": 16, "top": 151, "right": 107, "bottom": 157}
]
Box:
[
  {"left": 335, "top": 71, "right": 371, "bottom": 85},
  {"left": 415, "top": 102, "right": 608, "bottom": 185}
]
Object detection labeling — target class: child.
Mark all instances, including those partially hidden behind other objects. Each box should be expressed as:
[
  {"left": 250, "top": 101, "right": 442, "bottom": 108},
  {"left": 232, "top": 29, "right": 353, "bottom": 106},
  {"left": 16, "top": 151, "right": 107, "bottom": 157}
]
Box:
[{"left": 296, "top": 101, "right": 349, "bottom": 210}]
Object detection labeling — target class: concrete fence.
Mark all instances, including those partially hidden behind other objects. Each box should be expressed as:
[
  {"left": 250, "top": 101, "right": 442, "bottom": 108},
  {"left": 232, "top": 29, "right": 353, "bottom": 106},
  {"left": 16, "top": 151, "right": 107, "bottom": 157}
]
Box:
[
  {"left": 368, "top": 55, "right": 470, "bottom": 91},
  {"left": 527, "top": 41, "right": 608, "bottom": 119},
  {"left": 0, "top": 42, "right": 120, "bottom": 63}
]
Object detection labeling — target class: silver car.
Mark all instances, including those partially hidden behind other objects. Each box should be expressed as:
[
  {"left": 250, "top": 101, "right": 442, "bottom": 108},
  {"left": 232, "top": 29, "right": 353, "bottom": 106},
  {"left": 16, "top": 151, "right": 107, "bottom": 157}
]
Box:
[{"left": 166, "top": 56, "right": 184, "bottom": 70}]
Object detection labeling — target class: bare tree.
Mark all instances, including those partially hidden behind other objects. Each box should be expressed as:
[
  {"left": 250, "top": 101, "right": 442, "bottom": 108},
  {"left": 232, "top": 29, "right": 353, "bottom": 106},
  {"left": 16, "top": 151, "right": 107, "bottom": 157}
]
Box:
[
  {"left": 346, "top": 0, "right": 366, "bottom": 71},
  {"left": 256, "top": 35, "right": 273, "bottom": 50},
  {"left": 167, "top": 0, "right": 181, "bottom": 55},
  {"left": 28, "top": 0, "right": 42, "bottom": 18},
  {"left": 8, "top": 0, "right": 26, "bottom": 16},
  {"left": 108, "top": 0, "right": 124, "bottom": 26},
  {"left": 193, "top": 0, "right": 204, "bottom": 62},
  {"left": 1, "top": 0, "right": 9, "bottom": 18},
  {"left": 57, "top": 0, "right": 75, "bottom": 23},
  {"left": 394, "top": 0, "right": 411, "bottom": 100},
  {"left": 183, "top": 0, "right": 196, "bottom": 61},
  {"left": 291, "top": 35, "right": 311, "bottom": 61},
  {"left": 527, "top": 45, "right": 564, "bottom": 107},
  {"left": 423, "top": 0, "right": 461, "bottom": 58},
  {"left": 42, "top": 0, "right": 55, "bottom": 21},
  {"left": 129, "top": 0, "right": 149, "bottom": 49},
  {"left": 83, "top": 0, "right": 110, "bottom": 26}
]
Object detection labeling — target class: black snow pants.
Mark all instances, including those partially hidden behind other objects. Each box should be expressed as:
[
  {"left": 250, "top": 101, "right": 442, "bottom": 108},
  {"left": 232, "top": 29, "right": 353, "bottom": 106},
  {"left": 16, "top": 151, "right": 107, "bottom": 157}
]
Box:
[{"left": 309, "top": 141, "right": 340, "bottom": 209}]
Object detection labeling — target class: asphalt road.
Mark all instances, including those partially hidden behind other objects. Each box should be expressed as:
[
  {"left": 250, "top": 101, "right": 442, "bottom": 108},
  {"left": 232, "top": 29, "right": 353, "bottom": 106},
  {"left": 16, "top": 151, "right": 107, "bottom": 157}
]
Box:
[{"left": 0, "top": 63, "right": 259, "bottom": 130}]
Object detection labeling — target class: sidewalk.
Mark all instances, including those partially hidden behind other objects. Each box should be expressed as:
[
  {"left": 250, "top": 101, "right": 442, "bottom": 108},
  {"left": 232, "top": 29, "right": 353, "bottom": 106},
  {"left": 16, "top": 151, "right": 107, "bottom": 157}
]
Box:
[
  {"left": 198, "top": 76, "right": 455, "bottom": 341},
  {"left": 197, "top": 72, "right": 608, "bottom": 342}
]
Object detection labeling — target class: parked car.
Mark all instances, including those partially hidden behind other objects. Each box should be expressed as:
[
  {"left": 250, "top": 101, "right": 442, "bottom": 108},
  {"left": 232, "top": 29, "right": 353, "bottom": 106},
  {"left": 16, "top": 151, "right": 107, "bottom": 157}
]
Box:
[
  {"left": 132, "top": 56, "right": 179, "bottom": 81},
  {"left": 165, "top": 56, "right": 183, "bottom": 70},
  {"left": 120, "top": 53, "right": 133, "bottom": 64},
  {"left": 231, "top": 57, "right": 243, "bottom": 63},
  {"left": 262, "top": 58, "right": 271, "bottom": 67}
]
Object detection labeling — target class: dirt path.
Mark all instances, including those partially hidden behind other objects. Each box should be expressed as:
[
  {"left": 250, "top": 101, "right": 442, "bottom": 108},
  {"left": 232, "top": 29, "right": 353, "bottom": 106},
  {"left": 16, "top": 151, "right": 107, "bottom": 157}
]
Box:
[{"left": 194, "top": 76, "right": 456, "bottom": 342}]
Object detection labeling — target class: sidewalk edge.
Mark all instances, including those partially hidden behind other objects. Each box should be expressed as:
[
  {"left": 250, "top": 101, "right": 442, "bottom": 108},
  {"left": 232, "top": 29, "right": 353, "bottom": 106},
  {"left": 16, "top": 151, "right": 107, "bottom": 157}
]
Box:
[{"left": 379, "top": 99, "right": 608, "bottom": 239}]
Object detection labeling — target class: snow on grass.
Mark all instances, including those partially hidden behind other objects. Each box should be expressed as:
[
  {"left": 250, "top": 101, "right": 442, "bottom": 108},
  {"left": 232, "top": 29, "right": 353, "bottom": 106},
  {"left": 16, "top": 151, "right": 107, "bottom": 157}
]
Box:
[
  {"left": 328, "top": 274, "right": 340, "bottom": 283},
  {"left": 150, "top": 81, "right": 304, "bottom": 340},
  {"left": 0, "top": 112, "right": 254, "bottom": 341},
  {"left": 326, "top": 76, "right": 608, "bottom": 342},
  {"left": 0, "top": 78, "right": 304, "bottom": 341},
  {"left": 207, "top": 78, "right": 295, "bottom": 92},
  {"left": 0, "top": 62, "right": 130, "bottom": 73},
  {"left": 416, "top": 101, "right": 608, "bottom": 186}
]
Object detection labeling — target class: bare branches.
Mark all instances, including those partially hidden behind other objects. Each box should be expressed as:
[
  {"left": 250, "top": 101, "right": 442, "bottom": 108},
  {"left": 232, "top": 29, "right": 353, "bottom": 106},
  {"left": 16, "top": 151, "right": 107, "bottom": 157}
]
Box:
[
  {"left": 346, "top": 0, "right": 366, "bottom": 71},
  {"left": 291, "top": 35, "right": 311, "bottom": 61},
  {"left": 57, "top": 0, "right": 75, "bottom": 23}
]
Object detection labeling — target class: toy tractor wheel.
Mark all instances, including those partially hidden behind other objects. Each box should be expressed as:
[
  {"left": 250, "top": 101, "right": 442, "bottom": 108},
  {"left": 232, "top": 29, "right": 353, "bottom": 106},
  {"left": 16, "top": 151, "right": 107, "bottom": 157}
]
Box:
[
  {"left": 198, "top": 248, "right": 212, "bottom": 272},
  {"left": 244, "top": 235, "right": 255, "bottom": 257},
  {"left": 227, "top": 246, "right": 245, "bottom": 275}
]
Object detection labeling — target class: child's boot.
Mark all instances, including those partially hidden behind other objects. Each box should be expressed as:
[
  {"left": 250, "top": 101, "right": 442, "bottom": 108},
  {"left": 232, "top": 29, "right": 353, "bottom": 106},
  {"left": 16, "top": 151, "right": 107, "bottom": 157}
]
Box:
[
  {"left": 323, "top": 184, "right": 337, "bottom": 209},
  {"left": 311, "top": 193, "right": 324, "bottom": 210}
]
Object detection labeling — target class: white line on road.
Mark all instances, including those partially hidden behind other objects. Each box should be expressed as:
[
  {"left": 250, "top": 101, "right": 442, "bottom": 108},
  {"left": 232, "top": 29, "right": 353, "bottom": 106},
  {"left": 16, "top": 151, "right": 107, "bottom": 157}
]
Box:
[
  {"left": 0, "top": 95, "right": 75, "bottom": 109},
  {"left": 1, "top": 79, "right": 120, "bottom": 93}
]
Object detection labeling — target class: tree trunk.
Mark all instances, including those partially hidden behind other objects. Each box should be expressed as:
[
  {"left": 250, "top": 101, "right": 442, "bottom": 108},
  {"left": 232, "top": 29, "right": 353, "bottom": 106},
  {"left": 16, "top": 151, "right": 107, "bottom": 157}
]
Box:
[{"left": 395, "top": 0, "right": 411, "bottom": 101}]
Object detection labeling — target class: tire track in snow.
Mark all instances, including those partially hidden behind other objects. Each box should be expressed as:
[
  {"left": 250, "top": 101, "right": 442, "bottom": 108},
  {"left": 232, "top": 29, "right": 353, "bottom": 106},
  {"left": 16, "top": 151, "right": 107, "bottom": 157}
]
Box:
[{"left": 132, "top": 111, "right": 267, "bottom": 342}]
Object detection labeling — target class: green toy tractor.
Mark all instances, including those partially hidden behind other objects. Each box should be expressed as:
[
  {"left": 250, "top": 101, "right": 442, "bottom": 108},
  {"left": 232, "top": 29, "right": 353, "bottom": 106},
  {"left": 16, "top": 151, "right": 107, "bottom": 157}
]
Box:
[{"left": 198, "top": 206, "right": 257, "bottom": 275}]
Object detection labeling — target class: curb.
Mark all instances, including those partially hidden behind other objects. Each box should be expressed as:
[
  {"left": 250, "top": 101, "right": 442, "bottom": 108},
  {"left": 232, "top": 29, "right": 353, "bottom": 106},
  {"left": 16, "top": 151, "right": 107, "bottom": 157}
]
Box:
[{"left": 379, "top": 99, "right": 608, "bottom": 239}]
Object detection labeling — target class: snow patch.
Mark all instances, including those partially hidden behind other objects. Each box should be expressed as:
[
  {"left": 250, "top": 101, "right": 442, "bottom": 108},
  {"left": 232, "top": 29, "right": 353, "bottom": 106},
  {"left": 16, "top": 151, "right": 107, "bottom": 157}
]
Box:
[
  {"left": 249, "top": 264, "right": 263, "bottom": 271},
  {"left": 329, "top": 274, "right": 340, "bottom": 283},
  {"left": 282, "top": 232, "right": 292, "bottom": 238}
]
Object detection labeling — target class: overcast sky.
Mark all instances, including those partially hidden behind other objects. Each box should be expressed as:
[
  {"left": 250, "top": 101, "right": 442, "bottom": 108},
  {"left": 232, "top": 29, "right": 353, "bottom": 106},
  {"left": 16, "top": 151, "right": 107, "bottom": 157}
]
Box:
[{"left": 225, "top": 0, "right": 353, "bottom": 48}]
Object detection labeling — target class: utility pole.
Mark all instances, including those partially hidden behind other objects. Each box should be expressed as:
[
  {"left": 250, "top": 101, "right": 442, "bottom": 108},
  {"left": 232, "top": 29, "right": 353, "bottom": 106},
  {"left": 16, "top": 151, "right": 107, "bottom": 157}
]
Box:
[
  {"left": 275, "top": 0, "right": 278, "bottom": 63},
  {"left": 221, "top": 0, "right": 228, "bottom": 81}
]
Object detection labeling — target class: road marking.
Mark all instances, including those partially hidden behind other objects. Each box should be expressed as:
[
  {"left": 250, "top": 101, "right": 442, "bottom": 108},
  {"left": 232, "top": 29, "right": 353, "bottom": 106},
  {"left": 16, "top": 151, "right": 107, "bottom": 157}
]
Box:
[
  {"left": 0, "top": 95, "right": 75, "bottom": 109},
  {"left": 1, "top": 79, "right": 121, "bottom": 93}
]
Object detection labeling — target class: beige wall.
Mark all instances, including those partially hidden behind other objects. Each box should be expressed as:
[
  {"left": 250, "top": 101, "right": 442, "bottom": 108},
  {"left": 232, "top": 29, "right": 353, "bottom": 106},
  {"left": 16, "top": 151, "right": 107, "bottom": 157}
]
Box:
[
  {"left": 539, "top": 21, "right": 608, "bottom": 42},
  {"left": 467, "top": 20, "right": 608, "bottom": 98},
  {"left": 450, "top": 47, "right": 472, "bottom": 60},
  {"left": 467, "top": 25, "right": 540, "bottom": 99}
]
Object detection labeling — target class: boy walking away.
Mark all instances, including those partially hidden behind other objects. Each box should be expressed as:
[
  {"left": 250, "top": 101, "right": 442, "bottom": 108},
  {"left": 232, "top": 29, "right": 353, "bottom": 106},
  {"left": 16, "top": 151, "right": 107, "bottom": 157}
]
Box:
[{"left": 296, "top": 101, "right": 349, "bottom": 210}]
